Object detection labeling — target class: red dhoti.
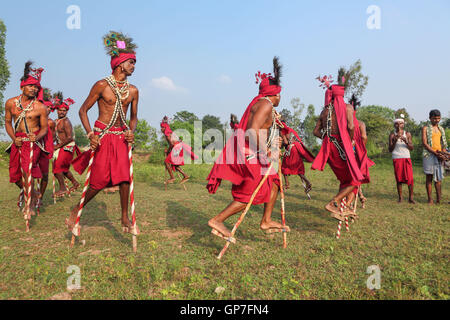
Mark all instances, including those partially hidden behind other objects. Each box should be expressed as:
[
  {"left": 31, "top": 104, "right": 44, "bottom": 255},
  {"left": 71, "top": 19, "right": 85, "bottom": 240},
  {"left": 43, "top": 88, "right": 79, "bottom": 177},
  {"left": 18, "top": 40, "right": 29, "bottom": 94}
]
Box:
[
  {"left": 37, "top": 127, "right": 54, "bottom": 176},
  {"left": 9, "top": 132, "right": 42, "bottom": 183},
  {"left": 53, "top": 148, "right": 75, "bottom": 174},
  {"left": 165, "top": 141, "right": 198, "bottom": 170},
  {"left": 72, "top": 121, "right": 130, "bottom": 190},
  {"left": 327, "top": 139, "right": 360, "bottom": 189},
  {"left": 282, "top": 143, "right": 306, "bottom": 175},
  {"left": 232, "top": 152, "right": 280, "bottom": 205},
  {"left": 393, "top": 158, "right": 414, "bottom": 186}
]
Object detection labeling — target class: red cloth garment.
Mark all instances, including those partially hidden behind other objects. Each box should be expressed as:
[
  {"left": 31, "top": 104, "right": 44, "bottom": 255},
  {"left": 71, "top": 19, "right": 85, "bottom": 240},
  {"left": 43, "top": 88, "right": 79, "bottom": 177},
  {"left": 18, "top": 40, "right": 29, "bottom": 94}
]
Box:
[
  {"left": 206, "top": 76, "right": 281, "bottom": 204},
  {"left": 280, "top": 124, "right": 315, "bottom": 163},
  {"left": 9, "top": 132, "right": 42, "bottom": 183},
  {"left": 37, "top": 123, "right": 54, "bottom": 175},
  {"left": 230, "top": 122, "right": 238, "bottom": 130},
  {"left": 110, "top": 53, "right": 136, "bottom": 71},
  {"left": 160, "top": 122, "right": 173, "bottom": 139},
  {"left": 312, "top": 86, "right": 365, "bottom": 186},
  {"left": 326, "top": 135, "right": 361, "bottom": 189},
  {"left": 72, "top": 121, "right": 130, "bottom": 190},
  {"left": 393, "top": 158, "right": 414, "bottom": 186},
  {"left": 282, "top": 142, "right": 306, "bottom": 175},
  {"left": 232, "top": 145, "right": 280, "bottom": 205},
  {"left": 353, "top": 111, "right": 375, "bottom": 184},
  {"left": 53, "top": 149, "right": 75, "bottom": 174},
  {"left": 165, "top": 141, "right": 199, "bottom": 170}
]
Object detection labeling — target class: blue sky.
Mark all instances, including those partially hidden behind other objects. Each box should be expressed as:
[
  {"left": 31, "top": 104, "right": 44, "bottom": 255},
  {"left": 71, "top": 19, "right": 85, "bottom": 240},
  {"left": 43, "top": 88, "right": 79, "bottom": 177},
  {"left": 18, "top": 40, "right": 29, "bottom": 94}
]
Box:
[{"left": 1, "top": 0, "right": 449, "bottom": 132}]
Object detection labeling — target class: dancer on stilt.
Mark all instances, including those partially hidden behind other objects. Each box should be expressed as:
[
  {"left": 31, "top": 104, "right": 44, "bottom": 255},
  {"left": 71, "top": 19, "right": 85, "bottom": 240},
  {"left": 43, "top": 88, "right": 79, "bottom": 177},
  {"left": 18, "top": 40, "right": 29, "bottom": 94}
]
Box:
[
  {"left": 53, "top": 97, "right": 81, "bottom": 197},
  {"left": 36, "top": 88, "right": 55, "bottom": 208},
  {"left": 230, "top": 114, "right": 239, "bottom": 130},
  {"left": 280, "top": 120, "right": 315, "bottom": 196},
  {"left": 4, "top": 62, "right": 48, "bottom": 223},
  {"left": 207, "top": 57, "right": 289, "bottom": 243},
  {"left": 160, "top": 116, "right": 199, "bottom": 185},
  {"left": 344, "top": 94, "right": 374, "bottom": 211},
  {"left": 312, "top": 72, "right": 369, "bottom": 222},
  {"left": 68, "top": 31, "right": 140, "bottom": 240}
]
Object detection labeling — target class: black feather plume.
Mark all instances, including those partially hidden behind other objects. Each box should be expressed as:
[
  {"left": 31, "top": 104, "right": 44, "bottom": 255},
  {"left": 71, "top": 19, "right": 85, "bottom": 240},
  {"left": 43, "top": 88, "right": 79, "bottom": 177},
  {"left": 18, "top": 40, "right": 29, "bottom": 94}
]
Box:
[
  {"left": 21, "top": 61, "right": 33, "bottom": 82},
  {"left": 272, "top": 56, "right": 283, "bottom": 86},
  {"left": 350, "top": 93, "right": 361, "bottom": 109}
]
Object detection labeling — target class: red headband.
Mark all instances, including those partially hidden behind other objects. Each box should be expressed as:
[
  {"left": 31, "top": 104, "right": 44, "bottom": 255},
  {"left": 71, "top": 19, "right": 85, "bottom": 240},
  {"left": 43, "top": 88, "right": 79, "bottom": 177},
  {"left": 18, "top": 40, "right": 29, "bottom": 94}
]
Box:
[
  {"left": 20, "top": 67, "right": 44, "bottom": 101},
  {"left": 57, "top": 98, "right": 75, "bottom": 111},
  {"left": 255, "top": 72, "right": 281, "bottom": 96},
  {"left": 110, "top": 52, "right": 137, "bottom": 71}
]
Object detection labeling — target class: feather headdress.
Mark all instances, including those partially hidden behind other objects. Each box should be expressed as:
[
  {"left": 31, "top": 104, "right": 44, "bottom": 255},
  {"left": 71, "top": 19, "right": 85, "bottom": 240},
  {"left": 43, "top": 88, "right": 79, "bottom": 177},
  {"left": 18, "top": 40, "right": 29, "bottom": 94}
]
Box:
[{"left": 103, "top": 31, "right": 137, "bottom": 57}]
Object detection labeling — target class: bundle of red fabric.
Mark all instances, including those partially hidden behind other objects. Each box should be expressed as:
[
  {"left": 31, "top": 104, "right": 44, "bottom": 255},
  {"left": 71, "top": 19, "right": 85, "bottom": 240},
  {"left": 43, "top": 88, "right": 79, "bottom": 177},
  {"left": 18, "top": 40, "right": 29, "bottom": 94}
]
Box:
[
  {"left": 165, "top": 141, "right": 199, "bottom": 170},
  {"left": 312, "top": 85, "right": 365, "bottom": 188},
  {"left": 206, "top": 73, "right": 281, "bottom": 204},
  {"left": 281, "top": 124, "right": 315, "bottom": 175},
  {"left": 160, "top": 121, "right": 173, "bottom": 138},
  {"left": 352, "top": 110, "right": 375, "bottom": 184}
]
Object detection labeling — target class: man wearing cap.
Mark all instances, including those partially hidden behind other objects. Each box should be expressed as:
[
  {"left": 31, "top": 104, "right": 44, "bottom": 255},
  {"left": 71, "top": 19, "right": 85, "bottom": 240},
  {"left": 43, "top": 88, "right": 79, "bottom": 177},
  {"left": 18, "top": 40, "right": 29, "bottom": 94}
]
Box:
[{"left": 389, "top": 116, "right": 415, "bottom": 204}]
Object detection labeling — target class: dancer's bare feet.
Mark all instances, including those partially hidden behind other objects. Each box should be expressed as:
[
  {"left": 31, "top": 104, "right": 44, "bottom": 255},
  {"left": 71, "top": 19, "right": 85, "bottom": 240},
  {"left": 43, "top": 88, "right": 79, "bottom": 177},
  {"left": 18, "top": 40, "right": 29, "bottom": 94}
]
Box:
[
  {"left": 180, "top": 177, "right": 190, "bottom": 184},
  {"left": 55, "top": 190, "right": 67, "bottom": 198},
  {"left": 165, "top": 178, "right": 176, "bottom": 185},
  {"left": 325, "top": 201, "right": 341, "bottom": 215},
  {"left": 260, "top": 220, "right": 290, "bottom": 233},
  {"left": 208, "top": 219, "right": 232, "bottom": 238},
  {"left": 70, "top": 182, "right": 80, "bottom": 193},
  {"left": 398, "top": 198, "right": 402, "bottom": 203},
  {"left": 409, "top": 199, "right": 416, "bottom": 204}
]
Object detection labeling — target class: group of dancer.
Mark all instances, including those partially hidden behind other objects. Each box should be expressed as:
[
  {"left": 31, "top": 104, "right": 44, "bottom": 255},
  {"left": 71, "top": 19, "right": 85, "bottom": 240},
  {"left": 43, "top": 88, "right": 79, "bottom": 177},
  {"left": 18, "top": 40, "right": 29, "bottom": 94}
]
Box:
[
  {"left": 4, "top": 64, "right": 81, "bottom": 226},
  {"left": 4, "top": 31, "right": 447, "bottom": 256}
]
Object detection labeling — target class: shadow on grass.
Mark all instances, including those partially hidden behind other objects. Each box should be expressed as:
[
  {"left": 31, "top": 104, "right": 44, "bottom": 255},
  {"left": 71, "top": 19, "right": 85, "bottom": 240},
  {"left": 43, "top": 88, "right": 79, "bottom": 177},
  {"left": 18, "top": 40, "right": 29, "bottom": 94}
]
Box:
[{"left": 62, "top": 197, "right": 130, "bottom": 247}]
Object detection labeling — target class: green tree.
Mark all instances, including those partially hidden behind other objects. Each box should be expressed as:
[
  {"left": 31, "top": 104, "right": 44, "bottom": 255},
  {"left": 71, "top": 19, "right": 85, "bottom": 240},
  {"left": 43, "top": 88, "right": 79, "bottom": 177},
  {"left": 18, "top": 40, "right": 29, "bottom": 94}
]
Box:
[
  {"left": 279, "top": 108, "right": 293, "bottom": 127},
  {"left": 337, "top": 59, "right": 369, "bottom": 99},
  {"left": 174, "top": 110, "right": 199, "bottom": 123},
  {"left": 301, "top": 104, "right": 319, "bottom": 149},
  {"left": 202, "top": 114, "right": 222, "bottom": 132},
  {"left": 74, "top": 125, "right": 89, "bottom": 147},
  {"left": 0, "top": 20, "right": 11, "bottom": 128},
  {"left": 134, "top": 119, "right": 158, "bottom": 151},
  {"left": 290, "top": 98, "right": 305, "bottom": 134},
  {"left": 357, "top": 105, "right": 394, "bottom": 156}
]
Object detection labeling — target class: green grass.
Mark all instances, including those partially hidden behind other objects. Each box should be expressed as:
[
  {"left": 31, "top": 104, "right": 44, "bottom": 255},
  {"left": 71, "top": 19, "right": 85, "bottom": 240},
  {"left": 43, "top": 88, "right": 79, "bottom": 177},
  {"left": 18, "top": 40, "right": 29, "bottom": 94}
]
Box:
[{"left": 0, "top": 156, "right": 448, "bottom": 300}]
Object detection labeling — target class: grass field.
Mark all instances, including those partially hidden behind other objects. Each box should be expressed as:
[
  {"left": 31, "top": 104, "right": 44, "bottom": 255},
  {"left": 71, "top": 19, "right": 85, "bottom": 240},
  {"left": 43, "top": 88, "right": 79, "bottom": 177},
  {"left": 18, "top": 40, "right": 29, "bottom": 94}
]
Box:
[{"left": 0, "top": 156, "right": 448, "bottom": 300}]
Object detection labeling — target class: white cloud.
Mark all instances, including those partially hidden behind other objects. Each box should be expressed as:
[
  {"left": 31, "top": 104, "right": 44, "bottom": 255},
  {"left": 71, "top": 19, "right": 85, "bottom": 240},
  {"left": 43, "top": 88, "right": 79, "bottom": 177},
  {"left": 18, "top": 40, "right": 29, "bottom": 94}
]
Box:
[
  {"left": 151, "top": 76, "right": 188, "bottom": 93},
  {"left": 217, "top": 74, "right": 232, "bottom": 84}
]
